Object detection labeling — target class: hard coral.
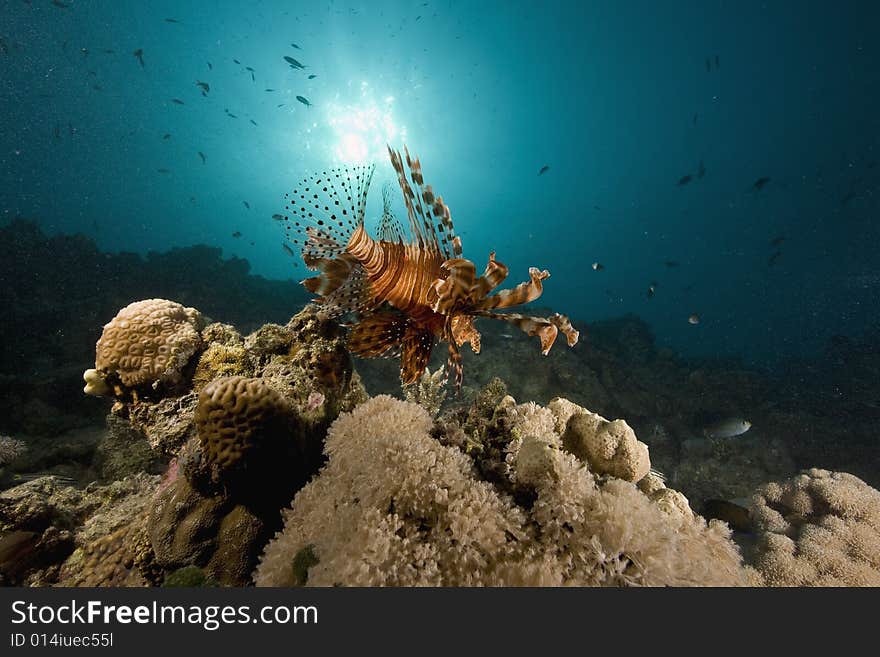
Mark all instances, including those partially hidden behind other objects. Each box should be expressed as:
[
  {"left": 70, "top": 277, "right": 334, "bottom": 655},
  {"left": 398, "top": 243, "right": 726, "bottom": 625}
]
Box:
[
  {"left": 558, "top": 405, "right": 650, "bottom": 483},
  {"left": 86, "top": 299, "right": 205, "bottom": 395},
  {"left": 747, "top": 469, "right": 880, "bottom": 586},
  {"left": 254, "top": 396, "right": 747, "bottom": 587},
  {"left": 194, "top": 376, "right": 292, "bottom": 477}
]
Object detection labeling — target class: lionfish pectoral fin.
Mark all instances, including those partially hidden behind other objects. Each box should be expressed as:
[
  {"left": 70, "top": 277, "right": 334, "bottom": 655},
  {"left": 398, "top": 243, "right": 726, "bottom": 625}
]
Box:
[
  {"left": 477, "top": 311, "right": 579, "bottom": 355},
  {"left": 443, "top": 323, "right": 464, "bottom": 392},
  {"left": 451, "top": 315, "right": 481, "bottom": 354},
  {"left": 348, "top": 310, "right": 408, "bottom": 358},
  {"left": 473, "top": 251, "right": 509, "bottom": 299},
  {"left": 400, "top": 325, "right": 435, "bottom": 385},
  {"left": 476, "top": 267, "right": 550, "bottom": 310},
  {"left": 430, "top": 258, "right": 477, "bottom": 313}
]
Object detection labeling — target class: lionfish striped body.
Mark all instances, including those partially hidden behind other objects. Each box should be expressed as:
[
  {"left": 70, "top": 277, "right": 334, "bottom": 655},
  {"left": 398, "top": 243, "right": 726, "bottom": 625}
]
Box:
[{"left": 280, "top": 146, "right": 579, "bottom": 389}]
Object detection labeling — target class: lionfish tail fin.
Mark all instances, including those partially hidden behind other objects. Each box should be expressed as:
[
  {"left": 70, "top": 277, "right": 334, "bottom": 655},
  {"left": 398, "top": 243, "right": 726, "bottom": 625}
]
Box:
[
  {"left": 282, "top": 164, "right": 376, "bottom": 315},
  {"left": 476, "top": 311, "right": 579, "bottom": 355},
  {"left": 387, "top": 145, "right": 462, "bottom": 258},
  {"left": 280, "top": 163, "right": 375, "bottom": 262},
  {"left": 302, "top": 254, "right": 374, "bottom": 318}
]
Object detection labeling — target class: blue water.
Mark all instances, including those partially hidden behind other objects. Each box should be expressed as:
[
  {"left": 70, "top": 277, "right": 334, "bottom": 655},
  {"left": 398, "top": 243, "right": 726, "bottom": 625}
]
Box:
[{"left": 2, "top": 0, "right": 878, "bottom": 366}]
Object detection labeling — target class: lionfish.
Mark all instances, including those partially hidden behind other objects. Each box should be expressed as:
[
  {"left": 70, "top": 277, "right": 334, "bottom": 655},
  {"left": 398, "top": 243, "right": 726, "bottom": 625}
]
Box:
[{"left": 280, "top": 146, "right": 579, "bottom": 389}]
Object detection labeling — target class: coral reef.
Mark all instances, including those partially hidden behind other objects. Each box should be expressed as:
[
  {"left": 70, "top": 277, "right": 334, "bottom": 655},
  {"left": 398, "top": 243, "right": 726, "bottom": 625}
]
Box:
[
  {"left": 746, "top": 469, "right": 880, "bottom": 586},
  {"left": 255, "top": 395, "right": 747, "bottom": 587},
  {"left": 0, "top": 219, "right": 310, "bottom": 436},
  {"left": 403, "top": 366, "right": 447, "bottom": 417},
  {"left": 0, "top": 473, "right": 158, "bottom": 585}
]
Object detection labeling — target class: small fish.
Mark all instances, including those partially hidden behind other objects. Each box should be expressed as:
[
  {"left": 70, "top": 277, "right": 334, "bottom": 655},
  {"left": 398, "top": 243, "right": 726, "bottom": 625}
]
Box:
[
  {"left": 282, "top": 243, "right": 296, "bottom": 257},
  {"left": 265, "top": 88, "right": 275, "bottom": 92},
  {"left": 285, "top": 56, "right": 305, "bottom": 69},
  {"left": 251, "top": 71, "right": 255, "bottom": 81},
  {"left": 692, "top": 112, "right": 698, "bottom": 125},
  {"left": 246, "top": 66, "right": 254, "bottom": 72},
  {"left": 80, "top": 47, "right": 90, "bottom": 57},
  {"left": 272, "top": 213, "right": 284, "bottom": 221},
  {"left": 701, "top": 499, "right": 751, "bottom": 533},
  {"left": 207, "top": 61, "right": 212, "bottom": 70},
  {"left": 705, "top": 57, "right": 711, "bottom": 72},
  {"left": 688, "top": 314, "right": 700, "bottom": 325},
  {"left": 591, "top": 262, "right": 604, "bottom": 271},
  {"left": 232, "top": 231, "right": 242, "bottom": 238},
  {"left": 663, "top": 260, "right": 679, "bottom": 268},
  {"left": 703, "top": 418, "right": 751, "bottom": 439},
  {"left": 276, "top": 103, "right": 285, "bottom": 108},
  {"left": 646, "top": 284, "right": 656, "bottom": 298},
  {"left": 538, "top": 165, "right": 550, "bottom": 176},
  {"left": 133, "top": 48, "right": 145, "bottom": 68},
  {"left": 92, "top": 83, "right": 103, "bottom": 91},
  {"left": 12, "top": 473, "right": 77, "bottom": 486},
  {"left": 198, "top": 151, "right": 206, "bottom": 164},
  {"left": 291, "top": 43, "right": 301, "bottom": 49},
  {"left": 308, "top": 74, "right": 317, "bottom": 79},
  {"left": 499, "top": 333, "right": 514, "bottom": 339},
  {"left": 243, "top": 201, "right": 250, "bottom": 209},
  {"left": 752, "top": 176, "right": 771, "bottom": 191},
  {"left": 52, "top": 0, "right": 70, "bottom": 7},
  {"left": 196, "top": 80, "right": 209, "bottom": 95},
  {"left": 697, "top": 160, "right": 706, "bottom": 179},
  {"left": 233, "top": 58, "right": 241, "bottom": 65},
  {"left": 767, "top": 250, "right": 782, "bottom": 267},
  {"left": 250, "top": 119, "right": 258, "bottom": 126},
  {"left": 769, "top": 235, "right": 785, "bottom": 248},
  {"left": 678, "top": 174, "right": 692, "bottom": 186},
  {"left": 157, "top": 168, "right": 170, "bottom": 174},
  {"left": 68, "top": 122, "right": 74, "bottom": 136},
  {"left": 162, "top": 133, "right": 171, "bottom": 140},
  {"left": 164, "top": 18, "right": 180, "bottom": 23},
  {"left": 171, "top": 98, "right": 184, "bottom": 105},
  {"left": 296, "top": 95, "right": 311, "bottom": 107},
  {"left": 102, "top": 49, "right": 115, "bottom": 54},
  {"left": 715, "top": 54, "right": 720, "bottom": 68}
]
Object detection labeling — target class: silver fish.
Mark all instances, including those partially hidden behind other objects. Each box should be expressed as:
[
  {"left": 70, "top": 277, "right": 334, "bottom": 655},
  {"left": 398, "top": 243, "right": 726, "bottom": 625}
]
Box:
[{"left": 703, "top": 418, "right": 751, "bottom": 439}]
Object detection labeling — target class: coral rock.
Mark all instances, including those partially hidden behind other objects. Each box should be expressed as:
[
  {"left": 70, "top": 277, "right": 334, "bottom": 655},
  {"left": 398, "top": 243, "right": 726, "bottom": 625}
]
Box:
[{"left": 562, "top": 410, "right": 650, "bottom": 482}]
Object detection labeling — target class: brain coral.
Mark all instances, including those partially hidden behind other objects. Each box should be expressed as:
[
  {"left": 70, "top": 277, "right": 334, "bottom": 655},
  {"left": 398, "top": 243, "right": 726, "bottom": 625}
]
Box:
[
  {"left": 91, "top": 299, "right": 204, "bottom": 390},
  {"left": 254, "top": 396, "right": 747, "bottom": 587},
  {"left": 747, "top": 469, "right": 880, "bottom": 586},
  {"left": 194, "top": 376, "right": 292, "bottom": 475}
]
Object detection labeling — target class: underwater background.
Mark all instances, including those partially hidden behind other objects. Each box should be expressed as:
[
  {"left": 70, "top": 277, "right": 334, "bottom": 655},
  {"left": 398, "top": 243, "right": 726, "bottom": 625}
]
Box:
[
  {"left": 1, "top": 1, "right": 879, "bottom": 586},
  {"left": 3, "top": 0, "right": 878, "bottom": 363}
]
